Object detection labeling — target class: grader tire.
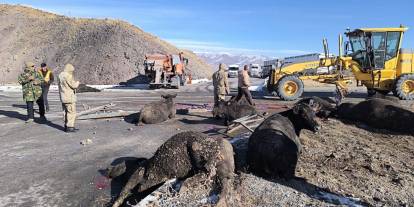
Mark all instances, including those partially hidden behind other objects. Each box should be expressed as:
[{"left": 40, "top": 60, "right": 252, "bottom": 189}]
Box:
[
  {"left": 394, "top": 74, "right": 414, "bottom": 100},
  {"left": 276, "top": 75, "right": 304, "bottom": 101}
]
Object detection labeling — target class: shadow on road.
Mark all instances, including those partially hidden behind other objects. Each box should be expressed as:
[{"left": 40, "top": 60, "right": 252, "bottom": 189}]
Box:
[
  {"left": 11, "top": 104, "right": 27, "bottom": 110},
  {"left": 0, "top": 109, "right": 65, "bottom": 131},
  {"left": 0, "top": 109, "right": 27, "bottom": 121},
  {"left": 123, "top": 112, "right": 139, "bottom": 124}
]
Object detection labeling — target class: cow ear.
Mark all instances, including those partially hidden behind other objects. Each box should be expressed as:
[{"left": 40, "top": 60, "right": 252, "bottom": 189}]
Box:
[{"left": 171, "top": 93, "right": 177, "bottom": 98}]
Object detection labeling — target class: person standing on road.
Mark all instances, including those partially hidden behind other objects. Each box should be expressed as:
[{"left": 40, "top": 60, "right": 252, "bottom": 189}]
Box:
[
  {"left": 17, "top": 62, "right": 46, "bottom": 123},
  {"left": 236, "top": 65, "right": 254, "bottom": 106},
  {"left": 58, "top": 64, "right": 80, "bottom": 133},
  {"left": 212, "top": 63, "right": 230, "bottom": 105},
  {"left": 39, "top": 63, "right": 54, "bottom": 112}
]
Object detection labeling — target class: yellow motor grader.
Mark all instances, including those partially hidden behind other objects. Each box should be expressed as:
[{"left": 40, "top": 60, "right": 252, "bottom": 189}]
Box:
[{"left": 267, "top": 26, "right": 414, "bottom": 102}]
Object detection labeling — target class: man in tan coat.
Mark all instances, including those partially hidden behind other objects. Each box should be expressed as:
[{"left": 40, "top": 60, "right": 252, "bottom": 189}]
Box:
[
  {"left": 236, "top": 65, "right": 254, "bottom": 105},
  {"left": 212, "top": 63, "right": 230, "bottom": 105},
  {"left": 58, "top": 64, "right": 80, "bottom": 132}
]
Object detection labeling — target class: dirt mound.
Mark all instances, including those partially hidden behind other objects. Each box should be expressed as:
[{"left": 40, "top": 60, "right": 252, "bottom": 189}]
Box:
[
  {"left": 0, "top": 4, "right": 213, "bottom": 85},
  {"left": 299, "top": 118, "right": 414, "bottom": 206}
]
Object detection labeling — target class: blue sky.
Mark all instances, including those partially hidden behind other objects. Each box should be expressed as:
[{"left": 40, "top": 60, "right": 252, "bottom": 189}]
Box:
[{"left": 2, "top": 0, "right": 414, "bottom": 57}]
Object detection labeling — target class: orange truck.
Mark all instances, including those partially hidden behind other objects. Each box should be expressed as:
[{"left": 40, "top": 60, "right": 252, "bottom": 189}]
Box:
[{"left": 143, "top": 52, "right": 189, "bottom": 89}]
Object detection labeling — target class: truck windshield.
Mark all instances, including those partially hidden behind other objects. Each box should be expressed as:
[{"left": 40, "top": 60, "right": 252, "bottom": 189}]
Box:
[
  {"left": 348, "top": 33, "right": 371, "bottom": 69},
  {"left": 229, "top": 67, "right": 238, "bottom": 71}
]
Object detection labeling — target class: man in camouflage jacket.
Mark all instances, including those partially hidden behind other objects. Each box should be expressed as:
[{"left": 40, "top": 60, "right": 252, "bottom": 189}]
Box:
[
  {"left": 18, "top": 62, "right": 45, "bottom": 122},
  {"left": 212, "top": 63, "right": 230, "bottom": 106}
]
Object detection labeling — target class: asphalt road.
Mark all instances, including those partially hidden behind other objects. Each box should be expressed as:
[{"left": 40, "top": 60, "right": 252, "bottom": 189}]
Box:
[{"left": 0, "top": 78, "right": 409, "bottom": 206}]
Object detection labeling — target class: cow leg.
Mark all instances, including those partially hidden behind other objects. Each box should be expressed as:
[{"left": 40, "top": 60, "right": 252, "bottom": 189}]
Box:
[
  {"left": 112, "top": 167, "right": 145, "bottom": 207},
  {"left": 168, "top": 113, "right": 175, "bottom": 119},
  {"left": 136, "top": 112, "right": 144, "bottom": 126},
  {"left": 215, "top": 143, "right": 235, "bottom": 206}
]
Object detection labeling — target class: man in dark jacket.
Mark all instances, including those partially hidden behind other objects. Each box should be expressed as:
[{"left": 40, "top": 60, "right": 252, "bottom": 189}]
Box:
[
  {"left": 39, "top": 63, "right": 54, "bottom": 112},
  {"left": 235, "top": 65, "right": 254, "bottom": 105}
]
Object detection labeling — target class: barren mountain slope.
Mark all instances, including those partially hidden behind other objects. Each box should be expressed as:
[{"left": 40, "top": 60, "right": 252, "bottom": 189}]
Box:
[{"left": 0, "top": 4, "right": 212, "bottom": 84}]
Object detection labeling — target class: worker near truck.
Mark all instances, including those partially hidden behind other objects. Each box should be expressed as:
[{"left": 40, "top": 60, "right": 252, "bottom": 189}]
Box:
[
  {"left": 58, "top": 64, "right": 80, "bottom": 133},
  {"left": 212, "top": 63, "right": 230, "bottom": 106},
  {"left": 17, "top": 62, "right": 46, "bottom": 123},
  {"left": 39, "top": 63, "right": 54, "bottom": 112},
  {"left": 236, "top": 65, "right": 254, "bottom": 106},
  {"left": 175, "top": 61, "right": 185, "bottom": 86}
]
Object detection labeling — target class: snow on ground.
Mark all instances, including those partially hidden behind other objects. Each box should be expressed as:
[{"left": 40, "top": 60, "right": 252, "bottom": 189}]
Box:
[{"left": 0, "top": 79, "right": 212, "bottom": 92}]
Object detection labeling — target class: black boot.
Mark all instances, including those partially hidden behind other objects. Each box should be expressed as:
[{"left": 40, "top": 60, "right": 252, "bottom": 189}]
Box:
[
  {"left": 66, "top": 127, "right": 75, "bottom": 133},
  {"left": 39, "top": 116, "right": 48, "bottom": 123},
  {"left": 66, "top": 127, "right": 79, "bottom": 133}
]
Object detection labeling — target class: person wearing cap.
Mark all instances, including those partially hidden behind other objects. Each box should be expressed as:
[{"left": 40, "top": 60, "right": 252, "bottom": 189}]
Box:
[
  {"left": 17, "top": 62, "right": 46, "bottom": 123},
  {"left": 58, "top": 64, "right": 80, "bottom": 133},
  {"left": 212, "top": 63, "right": 230, "bottom": 105},
  {"left": 38, "top": 63, "right": 54, "bottom": 112},
  {"left": 235, "top": 65, "right": 254, "bottom": 105}
]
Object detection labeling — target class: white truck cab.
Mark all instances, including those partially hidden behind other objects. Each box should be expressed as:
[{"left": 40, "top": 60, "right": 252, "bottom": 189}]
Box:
[
  {"left": 227, "top": 64, "right": 239, "bottom": 78},
  {"left": 249, "top": 64, "right": 262, "bottom": 78}
]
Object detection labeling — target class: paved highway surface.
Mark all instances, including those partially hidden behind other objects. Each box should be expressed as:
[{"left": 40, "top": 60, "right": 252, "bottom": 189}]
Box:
[{"left": 0, "top": 78, "right": 407, "bottom": 206}]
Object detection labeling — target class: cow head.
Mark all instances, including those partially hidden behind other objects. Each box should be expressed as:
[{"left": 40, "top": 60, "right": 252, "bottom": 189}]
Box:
[{"left": 292, "top": 103, "right": 321, "bottom": 133}]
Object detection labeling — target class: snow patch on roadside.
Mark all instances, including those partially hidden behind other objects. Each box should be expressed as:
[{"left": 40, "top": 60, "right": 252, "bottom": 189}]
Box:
[
  {"left": 0, "top": 79, "right": 210, "bottom": 92},
  {"left": 248, "top": 77, "right": 268, "bottom": 92},
  {"left": 316, "top": 191, "right": 364, "bottom": 207},
  {"left": 191, "top": 78, "right": 210, "bottom": 84}
]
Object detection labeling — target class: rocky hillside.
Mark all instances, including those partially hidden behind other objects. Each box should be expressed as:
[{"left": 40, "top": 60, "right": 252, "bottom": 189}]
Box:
[{"left": 0, "top": 4, "right": 212, "bottom": 84}]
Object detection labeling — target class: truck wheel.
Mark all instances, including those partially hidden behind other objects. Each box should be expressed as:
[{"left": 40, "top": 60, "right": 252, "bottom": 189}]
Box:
[
  {"left": 394, "top": 74, "right": 414, "bottom": 100},
  {"left": 276, "top": 75, "right": 304, "bottom": 101}
]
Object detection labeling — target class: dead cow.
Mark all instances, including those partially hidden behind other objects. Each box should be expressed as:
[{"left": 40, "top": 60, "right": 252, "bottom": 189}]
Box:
[
  {"left": 137, "top": 94, "right": 176, "bottom": 125},
  {"left": 248, "top": 103, "right": 320, "bottom": 179},
  {"left": 336, "top": 98, "right": 414, "bottom": 134},
  {"left": 213, "top": 100, "right": 258, "bottom": 125},
  {"left": 296, "top": 96, "right": 336, "bottom": 118},
  {"left": 112, "top": 131, "right": 235, "bottom": 207}
]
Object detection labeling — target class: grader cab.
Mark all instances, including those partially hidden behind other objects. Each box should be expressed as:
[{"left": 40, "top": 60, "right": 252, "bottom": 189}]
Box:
[{"left": 268, "top": 26, "right": 414, "bottom": 101}]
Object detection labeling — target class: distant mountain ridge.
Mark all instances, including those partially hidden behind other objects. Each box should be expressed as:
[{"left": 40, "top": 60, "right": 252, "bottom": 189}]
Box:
[{"left": 196, "top": 52, "right": 272, "bottom": 68}]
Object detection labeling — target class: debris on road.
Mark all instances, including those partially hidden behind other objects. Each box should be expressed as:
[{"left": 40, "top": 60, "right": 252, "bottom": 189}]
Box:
[
  {"left": 227, "top": 114, "right": 264, "bottom": 134},
  {"left": 80, "top": 138, "right": 93, "bottom": 145},
  {"left": 77, "top": 110, "right": 133, "bottom": 120},
  {"left": 77, "top": 103, "right": 116, "bottom": 118}
]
